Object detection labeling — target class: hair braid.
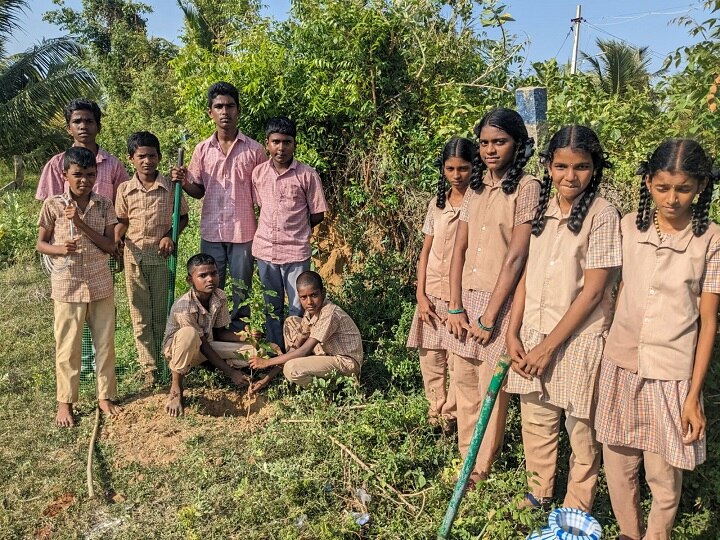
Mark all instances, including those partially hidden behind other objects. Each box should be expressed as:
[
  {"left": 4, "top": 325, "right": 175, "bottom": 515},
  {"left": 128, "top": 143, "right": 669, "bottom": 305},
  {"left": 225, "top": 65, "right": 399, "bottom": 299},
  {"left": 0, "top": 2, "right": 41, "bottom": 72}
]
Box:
[
  {"left": 567, "top": 155, "right": 611, "bottom": 233},
  {"left": 469, "top": 153, "right": 486, "bottom": 192},
  {"left": 692, "top": 166, "right": 716, "bottom": 236},
  {"left": 502, "top": 138, "right": 535, "bottom": 194},
  {"left": 435, "top": 156, "right": 447, "bottom": 209},
  {"left": 531, "top": 164, "right": 553, "bottom": 236}
]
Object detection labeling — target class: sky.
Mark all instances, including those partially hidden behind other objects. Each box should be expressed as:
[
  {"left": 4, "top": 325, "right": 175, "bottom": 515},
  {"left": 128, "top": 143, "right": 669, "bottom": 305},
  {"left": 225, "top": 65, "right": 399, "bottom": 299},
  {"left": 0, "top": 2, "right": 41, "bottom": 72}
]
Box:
[{"left": 6, "top": 1, "right": 711, "bottom": 73}]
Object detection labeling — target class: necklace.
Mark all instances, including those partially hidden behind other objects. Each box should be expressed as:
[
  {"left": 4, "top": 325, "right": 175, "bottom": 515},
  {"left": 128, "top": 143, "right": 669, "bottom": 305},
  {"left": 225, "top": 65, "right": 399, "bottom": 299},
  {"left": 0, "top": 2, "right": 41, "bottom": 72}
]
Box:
[{"left": 653, "top": 211, "right": 666, "bottom": 241}]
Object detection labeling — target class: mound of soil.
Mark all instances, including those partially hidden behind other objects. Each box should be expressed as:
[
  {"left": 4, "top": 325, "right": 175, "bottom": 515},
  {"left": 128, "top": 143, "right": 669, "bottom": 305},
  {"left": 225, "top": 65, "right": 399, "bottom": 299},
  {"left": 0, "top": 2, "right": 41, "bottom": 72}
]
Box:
[{"left": 103, "top": 388, "right": 271, "bottom": 466}]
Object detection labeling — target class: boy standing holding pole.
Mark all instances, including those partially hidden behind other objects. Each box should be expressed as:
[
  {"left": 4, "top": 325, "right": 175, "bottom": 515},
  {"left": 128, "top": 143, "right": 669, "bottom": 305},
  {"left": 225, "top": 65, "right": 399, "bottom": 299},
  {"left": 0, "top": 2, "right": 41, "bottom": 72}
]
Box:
[
  {"left": 115, "top": 132, "right": 189, "bottom": 386},
  {"left": 171, "top": 82, "right": 266, "bottom": 330}
]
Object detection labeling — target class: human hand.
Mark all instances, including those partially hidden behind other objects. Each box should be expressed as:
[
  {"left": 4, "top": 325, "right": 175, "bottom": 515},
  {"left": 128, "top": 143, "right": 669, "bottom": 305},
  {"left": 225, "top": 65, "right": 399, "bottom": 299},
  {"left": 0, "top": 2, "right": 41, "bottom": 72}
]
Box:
[
  {"left": 506, "top": 334, "right": 531, "bottom": 380},
  {"left": 417, "top": 295, "right": 442, "bottom": 327},
  {"left": 681, "top": 395, "right": 706, "bottom": 443},
  {"left": 158, "top": 236, "right": 174, "bottom": 257},
  {"left": 446, "top": 311, "right": 471, "bottom": 340},
  {"left": 521, "top": 341, "right": 556, "bottom": 378},
  {"left": 170, "top": 166, "right": 187, "bottom": 184},
  {"left": 469, "top": 315, "right": 495, "bottom": 345},
  {"left": 248, "top": 356, "right": 269, "bottom": 370},
  {"left": 229, "top": 369, "right": 250, "bottom": 389},
  {"left": 60, "top": 237, "right": 79, "bottom": 255},
  {"left": 64, "top": 202, "right": 82, "bottom": 226}
]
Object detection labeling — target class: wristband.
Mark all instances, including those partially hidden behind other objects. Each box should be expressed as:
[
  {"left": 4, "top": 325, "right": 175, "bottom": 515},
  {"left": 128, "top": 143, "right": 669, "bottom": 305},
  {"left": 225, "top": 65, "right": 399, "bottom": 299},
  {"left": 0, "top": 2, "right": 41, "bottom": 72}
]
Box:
[
  {"left": 448, "top": 308, "right": 465, "bottom": 315},
  {"left": 477, "top": 317, "right": 495, "bottom": 332}
]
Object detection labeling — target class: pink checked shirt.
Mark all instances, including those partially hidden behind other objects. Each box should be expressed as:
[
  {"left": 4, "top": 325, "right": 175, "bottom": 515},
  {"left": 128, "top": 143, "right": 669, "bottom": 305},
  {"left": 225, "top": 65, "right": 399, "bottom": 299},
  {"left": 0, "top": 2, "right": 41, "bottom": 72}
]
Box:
[
  {"left": 252, "top": 159, "right": 328, "bottom": 264},
  {"left": 187, "top": 131, "right": 267, "bottom": 244},
  {"left": 35, "top": 147, "right": 129, "bottom": 202}
]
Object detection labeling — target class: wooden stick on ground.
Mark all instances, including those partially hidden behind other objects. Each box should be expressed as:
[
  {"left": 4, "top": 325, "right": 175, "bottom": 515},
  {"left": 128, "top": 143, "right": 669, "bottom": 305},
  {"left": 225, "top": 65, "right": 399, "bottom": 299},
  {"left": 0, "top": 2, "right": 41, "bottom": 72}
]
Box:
[
  {"left": 328, "top": 435, "right": 418, "bottom": 513},
  {"left": 86, "top": 407, "right": 101, "bottom": 499}
]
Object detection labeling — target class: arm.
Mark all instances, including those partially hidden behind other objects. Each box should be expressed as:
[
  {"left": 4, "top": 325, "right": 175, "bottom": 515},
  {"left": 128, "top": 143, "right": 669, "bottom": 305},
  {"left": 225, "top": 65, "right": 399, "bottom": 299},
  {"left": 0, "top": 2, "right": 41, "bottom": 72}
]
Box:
[
  {"left": 506, "top": 268, "right": 529, "bottom": 378},
  {"left": 416, "top": 234, "right": 441, "bottom": 326},
  {"left": 521, "top": 267, "right": 614, "bottom": 377},
  {"left": 37, "top": 225, "right": 77, "bottom": 256},
  {"left": 198, "top": 335, "right": 247, "bottom": 384},
  {"left": 446, "top": 219, "right": 471, "bottom": 339},
  {"left": 214, "top": 326, "right": 246, "bottom": 343},
  {"left": 310, "top": 212, "right": 324, "bottom": 228},
  {"left": 681, "top": 291, "right": 719, "bottom": 443},
  {"left": 65, "top": 203, "right": 116, "bottom": 254},
  {"left": 171, "top": 166, "right": 205, "bottom": 199},
  {"left": 158, "top": 213, "right": 190, "bottom": 257},
  {"left": 472, "top": 222, "right": 532, "bottom": 345},
  {"left": 115, "top": 219, "right": 129, "bottom": 244},
  {"left": 249, "top": 337, "right": 320, "bottom": 369}
]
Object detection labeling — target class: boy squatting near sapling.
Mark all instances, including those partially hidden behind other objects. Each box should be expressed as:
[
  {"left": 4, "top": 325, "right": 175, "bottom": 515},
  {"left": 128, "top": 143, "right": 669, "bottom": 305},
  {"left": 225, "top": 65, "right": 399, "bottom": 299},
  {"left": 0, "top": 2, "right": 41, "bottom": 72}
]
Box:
[
  {"left": 248, "top": 271, "right": 364, "bottom": 393},
  {"left": 115, "top": 131, "right": 189, "bottom": 387},
  {"left": 36, "top": 147, "right": 123, "bottom": 427},
  {"left": 163, "top": 253, "right": 256, "bottom": 417}
]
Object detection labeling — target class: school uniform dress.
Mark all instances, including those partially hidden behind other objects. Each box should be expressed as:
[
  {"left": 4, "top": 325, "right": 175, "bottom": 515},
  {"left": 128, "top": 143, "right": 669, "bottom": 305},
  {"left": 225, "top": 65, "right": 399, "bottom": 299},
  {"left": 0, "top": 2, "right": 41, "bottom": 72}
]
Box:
[
  {"left": 282, "top": 300, "right": 363, "bottom": 386},
  {"left": 506, "top": 196, "right": 621, "bottom": 511},
  {"left": 596, "top": 211, "right": 720, "bottom": 539},
  {"left": 252, "top": 159, "right": 328, "bottom": 349},
  {"left": 187, "top": 131, "right": 267, "bottom": 329},
  {"left": 406, "top": 195, "right": 461, "bottom": 421},
  {"left": 450, "top": 172, "right": 541, "bottom": 479},
  {"left": 115, "top": 174, "right": 189, "bottom": 373},
  {"left": 162, "top": 288, "right": 255, "bottom": 374},
  {"left": 38, "top": 192, "right": 118, "bottom": 403},
  {"left": 35, "top": 147, "right": 129, "bottom": 202}
]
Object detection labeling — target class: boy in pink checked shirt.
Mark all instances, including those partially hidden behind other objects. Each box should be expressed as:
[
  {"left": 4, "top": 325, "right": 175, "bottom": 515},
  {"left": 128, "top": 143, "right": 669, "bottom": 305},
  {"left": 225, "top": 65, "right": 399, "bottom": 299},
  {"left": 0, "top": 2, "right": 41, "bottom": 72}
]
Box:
[
  {"left": 172, "top": 82, "right": 267, "bottom": 331},
  {"left": 252, "top": 117, "right": 328, "bottom": 350},
  {"left": 35, "top": 99, "right": 129, "bottom": 203}
]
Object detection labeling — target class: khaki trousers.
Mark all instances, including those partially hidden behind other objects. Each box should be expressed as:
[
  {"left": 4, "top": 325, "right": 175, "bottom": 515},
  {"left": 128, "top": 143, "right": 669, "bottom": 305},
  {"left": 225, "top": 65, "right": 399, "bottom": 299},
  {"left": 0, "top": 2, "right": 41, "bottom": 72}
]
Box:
[
  {"left": 603, "top": 444, "right": 682, "bottom": 540},
  {"left": 167, "top": 327, "right": 254, "bottom": 374},
  {"left": 520, "top": 393, "right": 600, "bottom": 511},
  {"left": 419, "top": 348, "right": 457, "bottom": 420},
  {"left": 454, "top": 355, "right": 509, "bottom": 481},
  {"left": 125, "top": 259, "right": 168, "bottom": 372},
  {"left": 54, "top": 296, "right": 116, "bottom": 403},
  {"left": 282, "top": 316, "right": 360, "bottom": 386}
]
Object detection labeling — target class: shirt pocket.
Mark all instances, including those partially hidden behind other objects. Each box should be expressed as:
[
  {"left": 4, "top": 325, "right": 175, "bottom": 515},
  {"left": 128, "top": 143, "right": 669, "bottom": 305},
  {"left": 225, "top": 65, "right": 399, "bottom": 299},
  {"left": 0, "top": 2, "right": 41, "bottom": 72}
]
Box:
[{"left": 279, "top": 183, "right": 305, "bottom": 208}]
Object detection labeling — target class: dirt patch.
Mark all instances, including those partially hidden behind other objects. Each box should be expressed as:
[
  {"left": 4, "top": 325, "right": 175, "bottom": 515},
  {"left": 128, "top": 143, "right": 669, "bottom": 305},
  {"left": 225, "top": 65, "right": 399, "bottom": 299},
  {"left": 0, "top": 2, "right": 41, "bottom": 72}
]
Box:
[
  {"left": 42, "top": 493, "right": 74, "bottom": 517},
  {"left": 103, "top": 388, "right": 271, "bottom": 467}
]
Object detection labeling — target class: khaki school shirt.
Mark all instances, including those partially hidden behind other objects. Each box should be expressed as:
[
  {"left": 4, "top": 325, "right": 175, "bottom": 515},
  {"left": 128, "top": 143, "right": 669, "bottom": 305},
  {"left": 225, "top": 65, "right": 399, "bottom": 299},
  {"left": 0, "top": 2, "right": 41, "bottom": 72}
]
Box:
[
  {"left": 604, "top": 212, "right": 720, "bottom": 380},
  {"left": 162, "top": 288, "right": 231, "bottom": 357},
  {"left": 524, "top": 196, "right": 621, "bottom": 335},
  {"left": 460, "top": 173, "right": 541, "bottom": 291},
  {"left": 302, "top": 301, "right": 364, "bottom": 366},
  {"left": 422, "top": 195, "right": 461, "bottom": 301}
]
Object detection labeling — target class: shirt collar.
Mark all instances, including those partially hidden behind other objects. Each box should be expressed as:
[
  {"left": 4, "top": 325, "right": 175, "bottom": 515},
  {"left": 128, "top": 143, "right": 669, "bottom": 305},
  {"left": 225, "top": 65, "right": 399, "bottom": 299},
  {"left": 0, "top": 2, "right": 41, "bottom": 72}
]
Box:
[
  {"left": 127, "top": 172, "right": 170, "bottom": 193},
  {"left": 304, "top": 299, "right": 329, "bottom": 324},
  {"left": 270, "top": 158, "right": 298, "bottom": 177},
  {"left": 188, "top": 288, "right": 223, "bottom": 315},
  {"left": 210, "top": 130, "right": 245, "bottom": 149},
  {"left": 639, "top": 210, "right": 694, "bottom": 252}
]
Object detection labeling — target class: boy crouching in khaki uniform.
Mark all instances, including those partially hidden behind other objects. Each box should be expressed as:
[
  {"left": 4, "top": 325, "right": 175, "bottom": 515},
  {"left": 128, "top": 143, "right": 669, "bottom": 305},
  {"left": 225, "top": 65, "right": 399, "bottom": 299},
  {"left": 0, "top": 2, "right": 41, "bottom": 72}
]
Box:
[
  {"left": 163, "top": 253, "right": 255, "bottom": 416},
  {"left": 36, "top": 147, "right": 122, "bottom": 427},
  {"left": 249, "top": 271, "right": 363, "bottom": 393}
]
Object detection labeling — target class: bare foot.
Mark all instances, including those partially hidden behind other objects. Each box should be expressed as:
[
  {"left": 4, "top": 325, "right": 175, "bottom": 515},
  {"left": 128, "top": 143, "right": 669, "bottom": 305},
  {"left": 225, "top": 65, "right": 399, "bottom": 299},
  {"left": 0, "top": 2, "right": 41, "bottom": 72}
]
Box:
[
  {"left": 55, "top": 402, "right": 75, "bottom": 428},
  {"left": 166, "top": 388, "right": 183, "bottom": 417},
  {"left": 229, "top": 369, "right": 250, "bottom": 389},
  {"left": 98, "top": 399, "right": 122, "bottom": 416},
  {"left": 248, "top": 375, "right": 271, "bottom": 396}
]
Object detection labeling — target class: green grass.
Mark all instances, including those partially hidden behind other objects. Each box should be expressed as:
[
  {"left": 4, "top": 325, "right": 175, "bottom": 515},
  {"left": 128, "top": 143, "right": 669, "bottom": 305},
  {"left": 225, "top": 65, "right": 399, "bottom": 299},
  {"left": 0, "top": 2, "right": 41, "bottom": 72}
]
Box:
[{"left": 1, "top": 179, "right": 719, "bottom": 539}]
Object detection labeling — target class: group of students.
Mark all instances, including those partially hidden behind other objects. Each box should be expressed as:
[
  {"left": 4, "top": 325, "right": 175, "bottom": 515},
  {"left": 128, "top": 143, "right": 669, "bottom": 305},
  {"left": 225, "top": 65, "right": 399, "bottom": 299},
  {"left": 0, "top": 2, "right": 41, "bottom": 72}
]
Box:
[
  {"left": 36, "top": 81, "right": 364, "bottom": 425},
  {"left": 407, "top": 107, "right": 718, "bottom": 539}
]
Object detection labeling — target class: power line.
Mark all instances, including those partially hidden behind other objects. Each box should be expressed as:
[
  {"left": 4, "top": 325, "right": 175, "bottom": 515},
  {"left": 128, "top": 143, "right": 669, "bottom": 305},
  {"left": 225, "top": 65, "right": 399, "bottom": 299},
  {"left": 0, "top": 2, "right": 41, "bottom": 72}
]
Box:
[
  {"left": 554, "top": 28, "right": 573, "bottom": 58},
  {"left": 583, "top": 22, "right": 669, "bottom": 61},
  {"left": 585, "top": 2, "right": 700, "bottom": 21}
]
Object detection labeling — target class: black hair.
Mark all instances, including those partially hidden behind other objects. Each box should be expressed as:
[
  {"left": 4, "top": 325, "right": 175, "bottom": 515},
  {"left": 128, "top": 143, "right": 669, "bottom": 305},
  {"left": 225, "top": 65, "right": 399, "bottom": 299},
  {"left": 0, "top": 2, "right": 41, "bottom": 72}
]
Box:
[
  {"left": 296, "top": 270, "right": 324, "bottom": 292},
  {"left": 207, "top": 81, "right": 239, "bottom": 108},
  {"left": 636, "top": 139, "right": 718, "bottom": 236},
  {"left": 186, "top": 253, "right": 217, "bottom": 275},
  {"left": 127, "top": 131, "right": 161, "bottom": 157},
  {"left": 532, "top": 125, "right": 612, "bottom": 236},
  {"left": 63, "top": 146, "right": 96, "bottom": 171},
  {"left": 470, "top": 108, "right": 535, "bottom": 194},
  {"left": 265, "top": 116, "right": 297, "bottom": 139},
  {"left": 435, "top": 137, "right": 477, "bottom": 209},
  {"left": 64, "top": 98, "right": 102, "bottom": 129}
]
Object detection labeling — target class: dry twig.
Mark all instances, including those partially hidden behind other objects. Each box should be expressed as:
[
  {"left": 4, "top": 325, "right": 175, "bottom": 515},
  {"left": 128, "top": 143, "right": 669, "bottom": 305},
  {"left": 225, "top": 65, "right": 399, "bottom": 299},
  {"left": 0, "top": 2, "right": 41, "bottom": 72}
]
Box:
[{"left": 86, "top": 407, "right": 101, "bottom": 499}]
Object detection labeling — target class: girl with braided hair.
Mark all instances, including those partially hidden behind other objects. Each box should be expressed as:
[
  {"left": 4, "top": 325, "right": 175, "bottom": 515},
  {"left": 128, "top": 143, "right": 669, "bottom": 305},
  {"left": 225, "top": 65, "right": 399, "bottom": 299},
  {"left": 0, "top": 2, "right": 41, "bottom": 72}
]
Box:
[
  {"left": 446, "top": 108, "right": 540, "bottom": 483},
  {"left": 504, "top": 125, "right": 620, "bottom": 511},
  {"left": 596, "top": 139, "right": 719, "bottom": 540},
  {"left": 407, "top": 137, "right": 475, "bottom": 433}
]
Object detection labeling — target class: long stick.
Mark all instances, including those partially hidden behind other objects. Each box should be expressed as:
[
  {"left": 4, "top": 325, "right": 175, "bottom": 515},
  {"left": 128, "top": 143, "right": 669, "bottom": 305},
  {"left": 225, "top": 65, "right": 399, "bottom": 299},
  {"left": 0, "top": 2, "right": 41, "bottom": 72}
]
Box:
[
  {"left": 167, "top": 147, "right": 184, "bottom": 318},
  {"left": 86, "top": 407, "right": 101, "bottom": 499},
  {"left": 437, "top": 356, "right": 511, "bottom": 539}
]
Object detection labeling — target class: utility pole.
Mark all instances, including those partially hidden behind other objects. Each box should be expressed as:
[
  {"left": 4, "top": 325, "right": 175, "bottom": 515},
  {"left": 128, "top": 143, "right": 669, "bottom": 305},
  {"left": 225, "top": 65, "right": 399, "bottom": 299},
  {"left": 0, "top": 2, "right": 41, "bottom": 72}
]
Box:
[{"left": 570, "top": 4, "right": 583, "bottom": 74}]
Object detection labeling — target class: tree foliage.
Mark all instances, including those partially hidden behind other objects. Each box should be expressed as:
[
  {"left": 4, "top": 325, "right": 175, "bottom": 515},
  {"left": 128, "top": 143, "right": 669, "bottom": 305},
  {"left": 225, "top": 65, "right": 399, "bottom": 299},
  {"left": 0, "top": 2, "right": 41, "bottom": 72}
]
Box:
[{"left": 582, "top": 38, "right": 653, "bottom": 96}]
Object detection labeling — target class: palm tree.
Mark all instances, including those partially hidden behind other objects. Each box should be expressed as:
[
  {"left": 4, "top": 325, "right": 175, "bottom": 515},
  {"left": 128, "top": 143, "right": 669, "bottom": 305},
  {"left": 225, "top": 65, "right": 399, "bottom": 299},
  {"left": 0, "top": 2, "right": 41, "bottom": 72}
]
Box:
[
  {"left": 582, "top": 38, "right": 652, "bottom": 95},
  {"left": 0, "top": 0, "right": 98, "bottom": 162}
]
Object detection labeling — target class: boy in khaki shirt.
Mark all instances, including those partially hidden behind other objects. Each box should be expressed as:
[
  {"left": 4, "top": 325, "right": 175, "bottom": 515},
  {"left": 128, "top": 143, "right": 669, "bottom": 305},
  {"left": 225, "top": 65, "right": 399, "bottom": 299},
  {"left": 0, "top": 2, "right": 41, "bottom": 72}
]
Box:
[
  {"left": 36, "top": 147, "right": 122, "bottom": 427},
  {"left": 115, "top": 132, "right": 189, "bottom": 386},
  {"left": 249, "top": 271, "right": 363, "bottom": 393}
]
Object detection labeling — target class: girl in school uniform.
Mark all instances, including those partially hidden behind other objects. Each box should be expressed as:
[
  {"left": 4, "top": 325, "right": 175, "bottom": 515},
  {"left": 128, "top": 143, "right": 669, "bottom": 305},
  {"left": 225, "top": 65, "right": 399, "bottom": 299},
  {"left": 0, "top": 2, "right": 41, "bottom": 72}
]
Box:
[
  {"left": 407, "top": 138, "right": 475, "bottom": 432},
  {"left": 505, "top": 125, "right": 620, "bottom": 512},
  {"left": 596, "top": 139, "right": 719, "bottom": 540},
  {"left": 446, "top": 108, "right": 540, "bottom": 483}
]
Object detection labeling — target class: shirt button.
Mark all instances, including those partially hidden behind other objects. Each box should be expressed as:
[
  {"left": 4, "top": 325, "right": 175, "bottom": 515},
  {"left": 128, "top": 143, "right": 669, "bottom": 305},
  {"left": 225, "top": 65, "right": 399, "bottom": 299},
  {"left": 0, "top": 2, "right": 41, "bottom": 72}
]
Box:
[
  {"left": 442, "top": 259, "right": 446, "bottom": 263},
  {"left": 644, "top": 317, "right": 651, "bottom": 323},
  {"left": 649, "top": 288, "right": 655, "bottom": 295},
  {"left": 472, "top": 268, "right": 477, "bottom": 272},
  {"left": 550, "top": 261, "right": 555, "bottom": 266},
  {"left": 477, "top": 248, "right": 482, "bottom": 252},
  {"left": 482, "top": 226, "right": 486, "bottom": 231}
]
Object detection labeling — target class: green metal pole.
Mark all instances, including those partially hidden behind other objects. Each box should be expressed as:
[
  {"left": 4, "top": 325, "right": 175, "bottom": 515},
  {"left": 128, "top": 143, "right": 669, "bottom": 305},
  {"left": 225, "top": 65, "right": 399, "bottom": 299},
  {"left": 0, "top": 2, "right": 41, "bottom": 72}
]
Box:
[
  {"left": 167, "top": 146, "right": 184, "bottom": 317},
  {"left": 437, "top": 355, "right": 511, "bottom": 540}
]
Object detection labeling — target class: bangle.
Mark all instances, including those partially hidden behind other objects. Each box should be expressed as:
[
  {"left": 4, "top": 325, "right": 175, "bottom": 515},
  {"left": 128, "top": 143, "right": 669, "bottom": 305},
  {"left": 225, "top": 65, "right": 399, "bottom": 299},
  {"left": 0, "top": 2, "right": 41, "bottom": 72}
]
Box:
[
  {"left": 477, "top": 317, "right": 495, "bottom": 332},
  {"left": 448, "top": 308, "right": 465, "bottom": 315}
]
